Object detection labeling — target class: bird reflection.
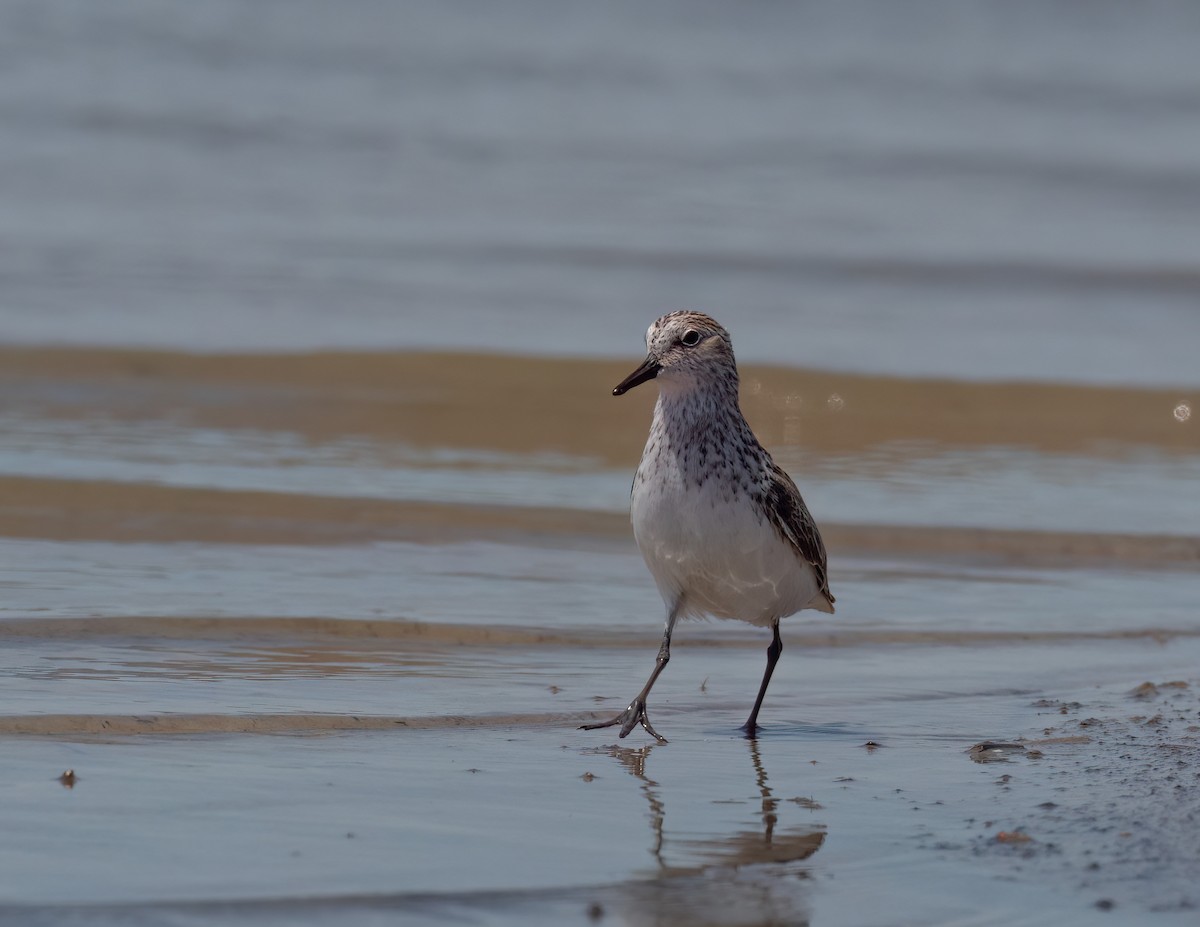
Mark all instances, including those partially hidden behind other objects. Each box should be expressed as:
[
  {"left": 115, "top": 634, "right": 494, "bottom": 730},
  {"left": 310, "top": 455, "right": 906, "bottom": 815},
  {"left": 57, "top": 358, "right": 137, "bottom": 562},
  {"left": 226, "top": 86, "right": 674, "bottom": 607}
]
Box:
[
  {"left": 582, "top": 739, "right": 825, "bottom": 926},
  {"left": 585, "top": 738, "right": 825, "bottom": 874},
  {"left": 602, "top": 744, "right": 667, "bottom": 865}
]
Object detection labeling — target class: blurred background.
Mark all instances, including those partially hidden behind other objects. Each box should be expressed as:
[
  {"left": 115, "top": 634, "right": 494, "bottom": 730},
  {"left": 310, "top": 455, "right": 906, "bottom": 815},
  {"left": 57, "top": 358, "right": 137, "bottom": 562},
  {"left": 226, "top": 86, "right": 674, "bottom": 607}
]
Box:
[{"left": 3, "top": 0, "right": 1200, "bottom": 382}]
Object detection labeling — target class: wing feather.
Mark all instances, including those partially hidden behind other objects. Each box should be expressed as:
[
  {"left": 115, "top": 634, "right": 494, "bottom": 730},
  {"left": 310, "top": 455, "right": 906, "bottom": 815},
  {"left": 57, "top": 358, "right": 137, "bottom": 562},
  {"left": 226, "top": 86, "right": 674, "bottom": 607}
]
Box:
[{"left": 764, "top": 463, "right": 835, "bottom": 609}]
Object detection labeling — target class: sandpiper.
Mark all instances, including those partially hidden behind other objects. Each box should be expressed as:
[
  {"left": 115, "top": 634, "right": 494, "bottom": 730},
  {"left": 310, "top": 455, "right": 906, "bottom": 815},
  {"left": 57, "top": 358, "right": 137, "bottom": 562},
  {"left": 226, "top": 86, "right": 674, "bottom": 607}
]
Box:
[{"left": 581, "top": 311, "right": 834, "bottom": 742}]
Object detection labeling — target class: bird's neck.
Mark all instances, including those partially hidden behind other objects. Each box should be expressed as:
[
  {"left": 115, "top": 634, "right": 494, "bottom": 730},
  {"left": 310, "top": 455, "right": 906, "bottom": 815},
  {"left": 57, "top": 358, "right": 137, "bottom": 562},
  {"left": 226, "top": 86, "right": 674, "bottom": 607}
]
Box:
[{"left": 652, "top": 379, "right": 746, "bottom": 437}]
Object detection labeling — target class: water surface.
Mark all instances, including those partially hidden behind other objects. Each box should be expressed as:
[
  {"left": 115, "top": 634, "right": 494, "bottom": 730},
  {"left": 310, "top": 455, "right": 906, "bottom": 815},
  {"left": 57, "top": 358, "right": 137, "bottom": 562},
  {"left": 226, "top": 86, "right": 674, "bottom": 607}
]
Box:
[
  {"left": 3, "top": 346, "right": 1199, "bottom": 924},
  {"left": 3, "top": 2, "right": 1200, "bottom": 923},
  {"left": 3, "top": 1, "right": 1200, "bottom": 384}
]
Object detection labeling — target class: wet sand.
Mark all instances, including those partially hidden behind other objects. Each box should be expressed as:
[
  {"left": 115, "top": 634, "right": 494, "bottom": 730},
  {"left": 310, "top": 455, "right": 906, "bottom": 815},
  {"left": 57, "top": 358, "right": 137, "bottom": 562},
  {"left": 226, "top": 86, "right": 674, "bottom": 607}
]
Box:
[
  {"left": 5, "top": 637, "right": 1200, "bottom": 925},
  {"left": 3, "top": 346, "right": 1196, "bottom": 459},
  {"left": 2, "top": 347, "right": 1199, "bottom": 924},
  {"left": 5, "top": 474, "right": 1200, "bottom": 568}
]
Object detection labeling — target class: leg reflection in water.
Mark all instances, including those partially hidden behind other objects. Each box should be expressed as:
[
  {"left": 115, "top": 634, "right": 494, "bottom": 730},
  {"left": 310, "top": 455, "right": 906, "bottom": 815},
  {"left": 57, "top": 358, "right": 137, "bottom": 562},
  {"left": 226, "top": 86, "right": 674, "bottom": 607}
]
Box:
[{"left": 582, "top": 738, "right": 826, "bottom": 924}]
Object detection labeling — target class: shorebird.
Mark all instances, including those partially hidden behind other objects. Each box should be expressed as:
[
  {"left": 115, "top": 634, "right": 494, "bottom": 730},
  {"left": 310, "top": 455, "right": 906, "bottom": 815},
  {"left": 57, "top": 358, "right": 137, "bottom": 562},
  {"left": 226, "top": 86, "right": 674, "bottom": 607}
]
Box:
[{"left": 582, "top": 311, "right": 834, "bottom": 742}]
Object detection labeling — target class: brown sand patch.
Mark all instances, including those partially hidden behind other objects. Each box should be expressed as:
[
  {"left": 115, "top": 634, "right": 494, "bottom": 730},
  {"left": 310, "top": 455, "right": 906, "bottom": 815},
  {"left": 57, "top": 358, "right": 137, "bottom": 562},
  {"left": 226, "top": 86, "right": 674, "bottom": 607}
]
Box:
[
  {"left": 0, "top": 711, "right": 599, "bottom": 736},
  {"left": 2, "top": 347, "right": 1195, "bottom": 462},
  {"left": 1, "top": 614, "right": 1197, "bottom": 650},
  {"left": 2, "top": 475, "right": 1197, "bottom": 568}
]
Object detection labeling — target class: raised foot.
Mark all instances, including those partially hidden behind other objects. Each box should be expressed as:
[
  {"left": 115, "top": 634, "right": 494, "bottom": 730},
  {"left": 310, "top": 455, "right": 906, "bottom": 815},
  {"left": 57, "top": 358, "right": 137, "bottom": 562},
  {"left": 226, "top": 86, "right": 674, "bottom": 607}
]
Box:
[{"left": 580, "top": 698, "right": 668, "bottom": 743}]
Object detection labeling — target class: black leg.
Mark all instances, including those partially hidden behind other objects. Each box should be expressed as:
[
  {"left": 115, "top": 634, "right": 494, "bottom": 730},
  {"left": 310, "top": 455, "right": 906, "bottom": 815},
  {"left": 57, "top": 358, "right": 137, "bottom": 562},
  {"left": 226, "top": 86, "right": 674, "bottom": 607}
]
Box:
[
  {"left": 740, "top": 621, "right": 782, "bottom": 737},
  {"left": 581, "top": 609, "right": 679, "bottom": 743}
]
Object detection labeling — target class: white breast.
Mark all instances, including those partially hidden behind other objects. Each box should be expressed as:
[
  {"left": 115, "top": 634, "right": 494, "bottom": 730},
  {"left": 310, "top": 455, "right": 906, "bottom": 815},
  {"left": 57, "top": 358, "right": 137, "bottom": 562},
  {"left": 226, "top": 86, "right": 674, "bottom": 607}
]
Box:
[{"left": 630, "top": 452, "right": 823, "bottom": 627}]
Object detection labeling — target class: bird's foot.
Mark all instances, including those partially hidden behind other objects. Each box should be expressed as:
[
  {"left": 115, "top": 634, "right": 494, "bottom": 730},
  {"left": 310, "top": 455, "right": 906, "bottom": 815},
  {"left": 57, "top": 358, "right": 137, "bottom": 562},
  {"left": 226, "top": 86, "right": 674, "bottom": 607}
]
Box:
[
  {"left": 580, "top": 698, "right": 667, "bottom": 743},
  {"left": 738, "top": 720, "right": 760, "bottom": 739}
]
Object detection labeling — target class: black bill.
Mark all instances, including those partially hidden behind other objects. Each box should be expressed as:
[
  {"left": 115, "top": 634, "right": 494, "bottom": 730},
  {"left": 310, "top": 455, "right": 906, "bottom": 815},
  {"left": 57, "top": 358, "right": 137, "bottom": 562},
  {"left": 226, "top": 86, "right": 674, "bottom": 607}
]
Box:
[{"left": 613, "top": 355, "right": 661, "bottom": 396}]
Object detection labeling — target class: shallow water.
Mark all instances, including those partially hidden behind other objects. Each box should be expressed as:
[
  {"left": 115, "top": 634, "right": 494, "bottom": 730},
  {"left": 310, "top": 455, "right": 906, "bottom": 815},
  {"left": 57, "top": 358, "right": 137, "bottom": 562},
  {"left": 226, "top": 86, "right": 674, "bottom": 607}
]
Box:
[
  {"left": 4, "top": 2, "right": 1200, "bottom": 923},
  {"left": 2, "top": 346, "right": 1199, "bottom": 924}
]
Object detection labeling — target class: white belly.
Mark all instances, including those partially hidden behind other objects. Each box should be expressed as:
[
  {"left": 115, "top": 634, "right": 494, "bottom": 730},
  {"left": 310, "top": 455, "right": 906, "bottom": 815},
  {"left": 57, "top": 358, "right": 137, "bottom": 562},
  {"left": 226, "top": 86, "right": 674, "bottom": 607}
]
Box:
[{"left": 630, "top": 465, "right": 823, "bottom": 626}]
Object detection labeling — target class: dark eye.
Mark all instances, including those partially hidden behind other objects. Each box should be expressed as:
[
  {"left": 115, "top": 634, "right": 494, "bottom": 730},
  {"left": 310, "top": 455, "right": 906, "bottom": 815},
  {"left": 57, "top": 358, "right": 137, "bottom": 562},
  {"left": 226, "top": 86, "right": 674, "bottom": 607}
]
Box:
[{"left": 681, "top": 330, "right": 701, "bottom": 346}]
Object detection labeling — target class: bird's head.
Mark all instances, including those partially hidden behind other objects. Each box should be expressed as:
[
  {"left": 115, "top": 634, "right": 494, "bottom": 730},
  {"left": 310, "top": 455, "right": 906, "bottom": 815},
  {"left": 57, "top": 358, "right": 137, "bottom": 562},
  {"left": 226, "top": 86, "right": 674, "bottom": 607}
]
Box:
[{"left": 613, "top": 311, "right": 737, "bottom": 396}]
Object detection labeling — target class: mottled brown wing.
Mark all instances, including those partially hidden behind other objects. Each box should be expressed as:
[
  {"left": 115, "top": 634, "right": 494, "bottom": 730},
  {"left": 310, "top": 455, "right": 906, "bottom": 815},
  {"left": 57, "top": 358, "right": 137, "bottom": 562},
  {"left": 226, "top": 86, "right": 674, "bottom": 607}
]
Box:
[{"left": 765, "top": 462, "right": 835, "bottom": 607}]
